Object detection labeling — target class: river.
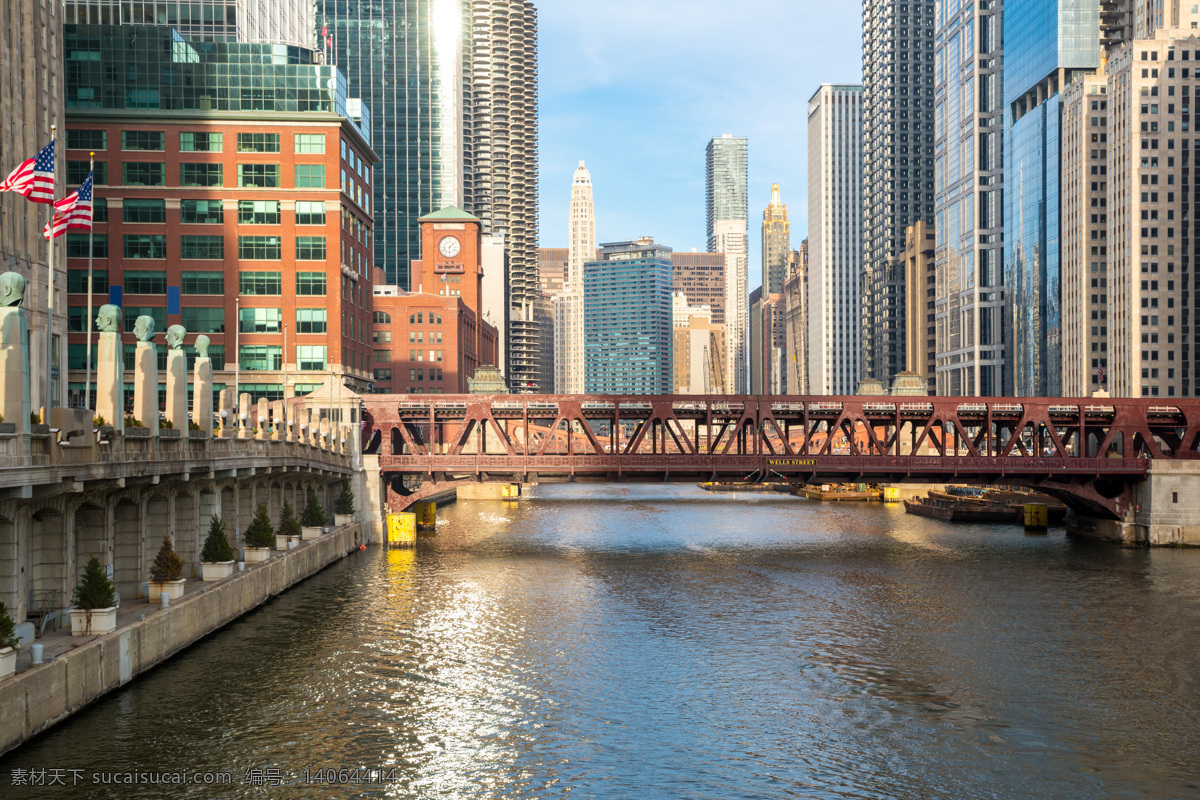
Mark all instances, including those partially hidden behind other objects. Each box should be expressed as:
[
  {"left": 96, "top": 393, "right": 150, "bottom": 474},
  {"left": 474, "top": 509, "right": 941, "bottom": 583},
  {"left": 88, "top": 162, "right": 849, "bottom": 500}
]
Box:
[{"left": 3, "top": 484, "right": 1200, "bottom": 799}]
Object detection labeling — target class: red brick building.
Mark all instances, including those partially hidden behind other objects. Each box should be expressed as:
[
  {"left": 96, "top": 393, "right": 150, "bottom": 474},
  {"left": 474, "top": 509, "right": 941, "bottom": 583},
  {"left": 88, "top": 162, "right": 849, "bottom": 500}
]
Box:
[
  {"left": 64, "top": 115, "right": 377, "bottom": 408},
  {"left": 371, "top": 208, "right": 499, "bottom": 394}
]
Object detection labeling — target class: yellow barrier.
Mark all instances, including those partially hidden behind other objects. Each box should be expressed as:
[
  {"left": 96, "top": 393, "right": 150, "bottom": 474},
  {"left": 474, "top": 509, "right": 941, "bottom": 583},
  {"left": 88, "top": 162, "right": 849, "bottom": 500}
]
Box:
[
  {"left": 882, "top": 486, "right": 901, "bottom": 503},
  {"left": 414, "top": 501, "right": 437, "bottom": 528},
  {"left": 501, "top": 484, "right": 521, "bottom": 499},
  {"left": 1024, "top": 504, "right": 1049, "bottom": 532},
  {"left": 387, "top": 513, "right": 416, "bottom": 547}
]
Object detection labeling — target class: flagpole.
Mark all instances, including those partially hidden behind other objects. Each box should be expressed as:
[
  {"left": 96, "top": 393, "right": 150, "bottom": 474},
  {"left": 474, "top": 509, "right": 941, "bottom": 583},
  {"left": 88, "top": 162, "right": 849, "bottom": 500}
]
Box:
[
  {"left": 45, "top": 125, "right": 56, "bottom": 423},
  {"left": 84, "top": 151, "right": 95, "bottom": 413}
]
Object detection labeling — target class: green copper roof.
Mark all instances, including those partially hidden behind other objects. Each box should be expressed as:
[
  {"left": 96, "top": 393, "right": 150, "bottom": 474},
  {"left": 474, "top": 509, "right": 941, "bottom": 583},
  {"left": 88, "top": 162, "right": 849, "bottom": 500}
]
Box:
[{"left": 419, "top": 206, "right": 479, "bottom": 222}]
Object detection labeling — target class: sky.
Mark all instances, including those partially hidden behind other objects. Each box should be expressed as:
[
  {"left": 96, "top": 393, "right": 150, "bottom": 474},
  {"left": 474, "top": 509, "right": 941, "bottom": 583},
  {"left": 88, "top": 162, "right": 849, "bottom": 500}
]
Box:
[{"left": 536, "top": 0, "right": 862, "bottom": 290}]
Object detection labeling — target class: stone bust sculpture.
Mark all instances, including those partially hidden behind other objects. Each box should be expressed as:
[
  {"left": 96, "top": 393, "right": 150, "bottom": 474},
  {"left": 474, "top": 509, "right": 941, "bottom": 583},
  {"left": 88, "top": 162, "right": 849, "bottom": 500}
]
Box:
[
  {"left": 133, "top": 315, "right": 156, "bottom": 342},
  {"left": 194, "top": 334, "right": 210, "bottom": 359},
  {"left": 0, "top": 272, "right": 26, "bottom": 308},
  {"left": 96, "top": 304, "right": 121, "bottom": 332},
  {"left": 166, "top": 324, "right": 186, "bottom": 350}
]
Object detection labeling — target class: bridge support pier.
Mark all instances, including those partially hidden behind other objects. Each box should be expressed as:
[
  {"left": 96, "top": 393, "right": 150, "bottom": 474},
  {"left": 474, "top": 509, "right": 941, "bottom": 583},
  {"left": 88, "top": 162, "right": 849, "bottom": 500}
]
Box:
[{"left": 1068, "top": 462, "right": 1200, "bottom": 546}]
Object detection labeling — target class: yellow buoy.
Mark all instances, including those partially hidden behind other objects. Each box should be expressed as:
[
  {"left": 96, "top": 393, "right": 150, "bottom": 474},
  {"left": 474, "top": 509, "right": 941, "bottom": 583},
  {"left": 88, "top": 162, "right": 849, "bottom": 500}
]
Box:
[
  {"left": 1023, "top": 504, "right": 1049, "bottom": 533},
  {"left": 387, "top": 513, "right": 416, "bottom": 547}
]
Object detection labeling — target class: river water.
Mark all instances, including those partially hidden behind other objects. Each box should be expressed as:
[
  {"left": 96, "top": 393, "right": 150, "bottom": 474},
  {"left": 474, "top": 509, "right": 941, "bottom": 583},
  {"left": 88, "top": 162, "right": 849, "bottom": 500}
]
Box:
[{"left": 3, "top": 484, "right": 1200, "bottom": 799}]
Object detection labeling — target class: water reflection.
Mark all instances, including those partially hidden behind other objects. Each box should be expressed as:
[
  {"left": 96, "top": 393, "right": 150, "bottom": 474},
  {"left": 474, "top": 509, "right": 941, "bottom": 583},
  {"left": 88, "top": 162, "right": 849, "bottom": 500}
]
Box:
[{"left": 2, "top": 484, "right": 1199, "bottom": 799}]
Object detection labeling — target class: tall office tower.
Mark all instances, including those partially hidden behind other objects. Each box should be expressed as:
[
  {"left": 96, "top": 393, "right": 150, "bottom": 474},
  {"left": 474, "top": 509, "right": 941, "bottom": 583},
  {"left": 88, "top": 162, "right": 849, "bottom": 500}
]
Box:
[
  {"left": 64, "top": 1, "right": 317, "bottom": 47},
  {"left": 65, "top": 24, "right": 376, "bottom": 407},
  {"left": 761, "top": 184, "right": 791, "bottom": 294},
  {"left": 706, "top": 135, "right": 748, "bottom": 393},
  {"left": 538, "top": 248, "right": 569, "bottom": 296},
  {"left": 1060, "top": 72, "right": 1111, "bottom": 397},
  {"left": 932, "top": 0, "right": 1005, "bottom": 396},
  {"left": 904, "top": 222, "right": 937, "bottom": 393},
  {"left": 671, "top": 252, "right": 727, "bottom": 326},
  {"left": 584, "top": 238, "right": 673, "bottom": 394},
  {"left": 1003, "top": 0, "right": 1102, "bottom": 396},
  {"left": 464, "top": 0, "right": 541, "bottom": 391},
  {"left": 749, "top": 287, "right": 764, "bottom": 393},
  {"left": 672, "top": 293, "right": 726, "bottom": 395},
  {"left": 807, "top": 85, "right": 864, "bottom": 396},
  {"left": 0, "top": 0, "right": 64, "bottom": 416},
  {"left": 321, "top": 0, "right": 467, "bottom": 289},
  {"left": 1103, "top": 2, "right": 1200, "bottom": 397},
  {"left": 861, "top": 0, "right": 936, "bottom": 388},
  {"left": 783, "top": 244, "right": 809, "bottom": 395},
  {"left": 554, "top": 161, "right": 593, "bottom": 393}
]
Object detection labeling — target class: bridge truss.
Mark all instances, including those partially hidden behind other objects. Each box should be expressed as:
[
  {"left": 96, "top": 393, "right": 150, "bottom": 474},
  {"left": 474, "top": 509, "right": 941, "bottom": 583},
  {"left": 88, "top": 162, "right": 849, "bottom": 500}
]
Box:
[{"left": 361, "top": 395, "right": 1200, "bottom": 518}]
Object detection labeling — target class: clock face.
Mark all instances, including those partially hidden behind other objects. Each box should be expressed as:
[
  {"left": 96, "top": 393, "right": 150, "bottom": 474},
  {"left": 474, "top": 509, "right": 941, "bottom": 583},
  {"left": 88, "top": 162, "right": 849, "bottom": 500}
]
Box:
[{"left": 438, "top": 236, "right": 461, "bottom": 258}]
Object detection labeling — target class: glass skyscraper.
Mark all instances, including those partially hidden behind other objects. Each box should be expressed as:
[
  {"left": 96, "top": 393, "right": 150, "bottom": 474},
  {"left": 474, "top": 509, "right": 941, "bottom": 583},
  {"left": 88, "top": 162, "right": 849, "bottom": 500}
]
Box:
[
  {"left": 63, "top": 0, "right": 317, "bottom": 48},
  {"left": 1003, "top": 0, "right": 1100, "bottom": 396},
  {"left": 706, "top": 135, "right": 748, "bottom": 394},
  {"left": 584, "top": 239, "right": 674, "bottom": 395}
]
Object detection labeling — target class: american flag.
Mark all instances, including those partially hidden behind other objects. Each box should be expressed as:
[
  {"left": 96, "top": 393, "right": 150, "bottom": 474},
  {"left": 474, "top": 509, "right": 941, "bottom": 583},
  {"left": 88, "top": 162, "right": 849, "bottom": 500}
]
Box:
[
  {"left": 43, "top": 172, "right": 93, "bottom": 240},
  {"left": 0, "top": 140, "right": 56, "bottom": 203}
]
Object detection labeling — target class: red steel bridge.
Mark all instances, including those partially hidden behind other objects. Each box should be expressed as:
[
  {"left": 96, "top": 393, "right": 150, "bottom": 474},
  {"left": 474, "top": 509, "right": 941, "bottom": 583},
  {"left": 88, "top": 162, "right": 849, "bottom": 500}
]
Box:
[{"left": 360, "top": 395, "right": 1200, "bottom": 519}]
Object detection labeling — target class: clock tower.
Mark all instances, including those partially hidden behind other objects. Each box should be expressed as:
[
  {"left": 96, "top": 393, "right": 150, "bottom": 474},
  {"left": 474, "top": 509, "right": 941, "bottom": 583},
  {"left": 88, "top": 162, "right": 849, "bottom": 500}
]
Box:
[{"left": 411, "top": 206, "right": 483, "bottom": 311}]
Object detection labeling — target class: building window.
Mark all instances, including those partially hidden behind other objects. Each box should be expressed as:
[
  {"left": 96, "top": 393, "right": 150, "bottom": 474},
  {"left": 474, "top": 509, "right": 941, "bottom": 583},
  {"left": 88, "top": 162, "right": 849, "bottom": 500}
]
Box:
[
  {"left": 121, "top": 161, "right": 165, "bottom": 186},
  {"left": 373, "top": 330, "right": 391, "bottom": 344},
  {"left": 239, "top": 345, "right": 282, "bottom": 371},
  {"left": 292, "top": 383, "right": 321, "bottom": 397},
  {"left": 237, "top": 133, "right": 280, "bottom": 153},
  {"left": 67, "top": 130, "right": 106, "bottom": 150},
  {"left": 237, "top": 163, "right": 279, "bottom": 188},
  {"left": 238, "top": 271, "right": 282, "bottom": 296},
  {"left": 179, "top": 132, "right": 222, "bottom": 152},
  {"left": 373, "top": 311, "right": 391, "bottom": 325},
  {"left": 373, "top": 369, "right": 391, "bottom": 381},
  {"left": 124, "top": 270, "right": 167, "bottom": 294},
  {"left": 238, "top": 236, "right": 282, "bottom": 260},
  {"left": 180, "top": 199, "right": 223, "bottom": 224},
  {"left": 181, "top": 307, "right": 225, "bottom": 333},
  {"left": 296, "top": 345, "right": 327, "bottom": 371},
  {"left": 239, "top": 383, "right": 284, "bottom": 402},
  {"left": 123, "top": 306, "right": 166, "bottom": 333},
  {"left": 181, "top": 163, "right": 222, "bottom": 186},
  {"left": 295, "top": 134, "right": 326, "bottom": 154},
  {"left": 295, "top": 237, "right": 326, "bottom": 261},
  {"left": 68, "top": 343, "right": 90, "bottom": 370},
  {"left": 123, "top": 235, "right": 167, "bottom": 259},
  {"left": 67, "top": 269, "right": 108, "bottom": 294},
  {"left": 295, "top": 271, "right": 326, "bottom": 296},
  {"left": 295, "top": 164, "right": 325, "bottom": 188},
  {"left": 179, "top": 235, "right": 224, "bottom": 260},
  {"left": 122, "top": 198, "right": 166, "bottom": 223},
  {"left": 66, "top": 233, "right": 107, "bottom": 259},
  {"left": 177, "top": 272, "right": 223, "bottom": 297},
  {"left": 296, "top": 308, "right": 327, "bottom": 334},
  {"left": 238, "top": 200, "right": 280, "bottom": 225},
  {"left": 67, "top": 307, "right": 94, "bottom": 332},
  {"left": 239, "top": 307, "right": 282, "bottom": 333},
  {"left": 373, "top": 350, "right": 392, "bottom": 362},
  {"left": 68, "top": 160, "right": 106, "bottom": 185},
  {"left": 121, "top": 131, "right": 165, "bottom": 151},
  {"left": 92, "top": 198, "right": 108, "bottom": 223},
  {"left": 295, "top": 201, "right": 326, "bottom": 225},
  {"left": 184, "top": 344, "right": 225, "bottom": 370}
]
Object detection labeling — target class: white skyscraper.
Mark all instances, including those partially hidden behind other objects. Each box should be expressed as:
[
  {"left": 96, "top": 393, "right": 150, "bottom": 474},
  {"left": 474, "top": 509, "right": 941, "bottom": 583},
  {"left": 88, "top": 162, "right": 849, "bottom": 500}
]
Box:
[
  {"left": 807, "top": 85, "right": 863, "bottom": 395},
  {"left": 554, "top": 161, "right": 594, "bottom": 393},
  {"left": 706, "top": 135, "right": 749, "bottom": 393}
]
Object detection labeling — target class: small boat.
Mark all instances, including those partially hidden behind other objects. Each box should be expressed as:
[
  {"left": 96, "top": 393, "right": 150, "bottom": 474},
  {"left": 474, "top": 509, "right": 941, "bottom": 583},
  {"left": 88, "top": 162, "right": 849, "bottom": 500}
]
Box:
[
  {"left": 905, "top": 495, "right": 1069, "bottom": 524},
  {"left": 794, "top": 483, "right": 882, "bottom": 502},
  {"left": 697, "top": 482, "right": 787, "bottom": 493}
]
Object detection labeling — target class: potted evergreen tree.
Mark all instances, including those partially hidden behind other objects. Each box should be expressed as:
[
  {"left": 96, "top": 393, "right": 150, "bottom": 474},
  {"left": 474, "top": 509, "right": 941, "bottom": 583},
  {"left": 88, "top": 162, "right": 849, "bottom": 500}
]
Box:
[
  {"left": 70, "top": 557, "right": 118, "bottom": 636},
  {"left": 243, "top": 504, "right": 275, "bottom": 563},
  {"left": 200, "top": 515, "right": 236, "bottom": 581},
  {"left": 300, "top": 490, "right": 327, "bottom": 539},
  {"left": 0, "top": 601, "right": 19, "bottom": 680},
  {"left": 334, "top": 480, "right": 356, "bottom": 526},
  {"left": 276, "top": 499, "right": 301, "bottom": 550},
  {"left": 147, "top": 534, "right": 186, "bottom": 601}
]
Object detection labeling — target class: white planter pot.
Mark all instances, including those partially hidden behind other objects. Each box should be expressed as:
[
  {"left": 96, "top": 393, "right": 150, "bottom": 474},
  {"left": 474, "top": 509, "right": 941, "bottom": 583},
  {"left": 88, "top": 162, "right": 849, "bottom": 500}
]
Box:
[
  {"left": 201, "top": 561, "right": 236, "bottom": 582},
  {"left": 301, "top": 526, "right": 323, "bottom": 540},
  {"left": 275, "top": 535, "right": 290, "bottom": 551},
  {"left": 243, "top": 546, "right": 272, "bottom": 564},
  {"left": 147, "top": 578, "right": 186, "bottom": 601},
  {"left": 334, "top": 514, "right": 354, "bottom": 526},
  {"left": 70, "top": 607, "right": 118, "bottom": 637},
  {"left": 0, "top": 646, "right": 15, "bottom": 680}
]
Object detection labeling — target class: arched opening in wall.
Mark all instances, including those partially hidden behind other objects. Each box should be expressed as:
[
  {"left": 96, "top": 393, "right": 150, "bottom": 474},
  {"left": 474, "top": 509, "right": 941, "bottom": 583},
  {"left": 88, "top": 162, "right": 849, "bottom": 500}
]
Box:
[
  {"left": 144, "top": 495, "right": 170, "bottom": 586},
  {"left": 219, "top": 486, "right": 236, "bottom": 533},
  {"left": 0, "top": 515, "right": 18, "bottom": 619},
  {"left": 237, "top": 483, "right": 254, "bottom": 545},
  {"left": 113, "top": 499, "right": 142, "bottom": 601},
  {"left": 73, "top": 504, "right": 107, "bottom": 596},
  {"left": 29, "top": 508, "right": 68, "bottom": 631},
  {"left": 174, "top": 492, "right": 199, "bottom": 573},
  {"left": 266, "top": 481, "right": 281, "bottom": 525},
  {"left": 364, "top": 428, "right": 381, "bottom": 455}
]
